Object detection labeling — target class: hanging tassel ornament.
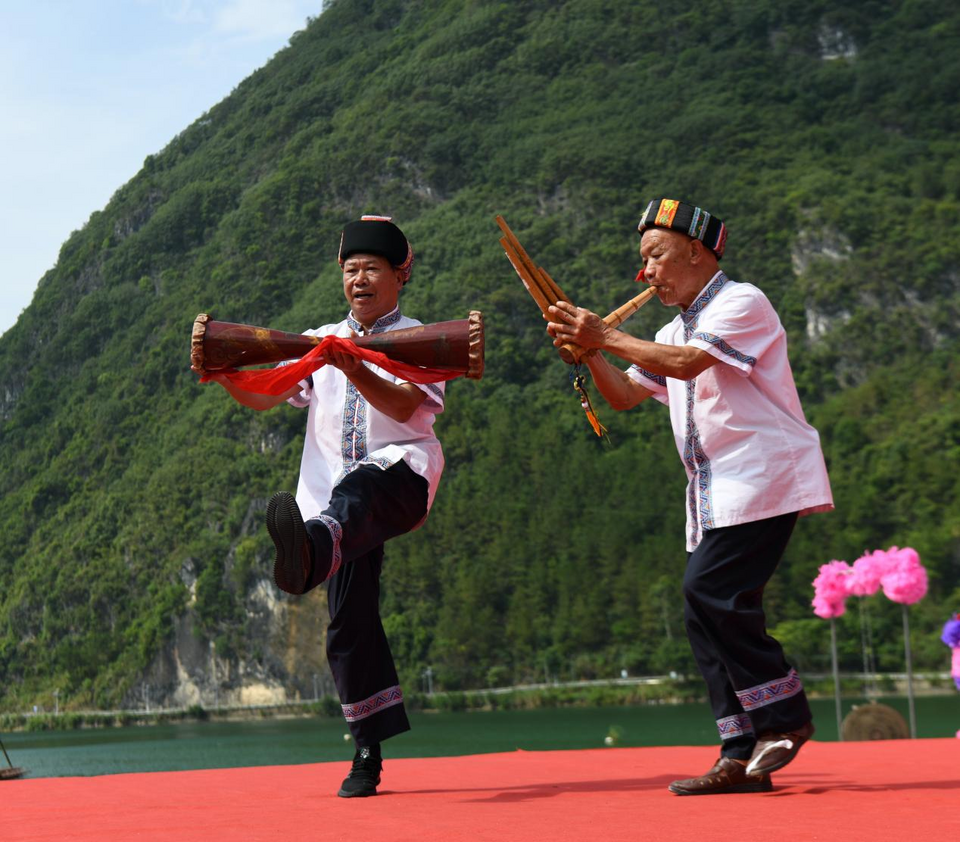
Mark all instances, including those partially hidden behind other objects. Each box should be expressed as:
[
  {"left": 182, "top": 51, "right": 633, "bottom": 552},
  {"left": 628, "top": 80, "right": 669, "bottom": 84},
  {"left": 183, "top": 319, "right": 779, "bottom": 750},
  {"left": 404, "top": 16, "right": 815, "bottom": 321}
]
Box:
[{"left": 571, "top": 365, "right": 608, "bottom": 439}]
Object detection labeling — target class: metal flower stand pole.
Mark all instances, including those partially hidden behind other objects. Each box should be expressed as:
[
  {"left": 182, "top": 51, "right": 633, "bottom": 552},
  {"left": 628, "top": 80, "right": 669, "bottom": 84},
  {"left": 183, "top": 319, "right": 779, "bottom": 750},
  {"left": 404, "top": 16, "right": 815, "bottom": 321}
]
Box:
[
  {"left": 902, "top": 604, "right": 917, "bottom": 738},
  {"left": 830, "top": 616, "right": 843, "bottom": 740}
]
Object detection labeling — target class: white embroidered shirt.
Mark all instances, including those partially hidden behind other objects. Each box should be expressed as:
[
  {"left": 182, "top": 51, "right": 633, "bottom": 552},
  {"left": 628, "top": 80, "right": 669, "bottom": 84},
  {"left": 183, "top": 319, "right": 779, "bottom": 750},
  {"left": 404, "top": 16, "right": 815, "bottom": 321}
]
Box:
[{"left": 626, "top": 272, "right": 833, "bottom": 550}]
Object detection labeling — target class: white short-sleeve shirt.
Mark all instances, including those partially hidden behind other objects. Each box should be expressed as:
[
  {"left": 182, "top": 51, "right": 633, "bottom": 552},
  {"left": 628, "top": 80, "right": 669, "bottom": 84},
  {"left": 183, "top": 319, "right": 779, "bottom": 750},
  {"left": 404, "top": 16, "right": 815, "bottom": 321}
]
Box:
[
  {"left": 626, "top": 272, "right": 833, "bottom": 550},
  {"left": 285, "top": 307, "right": 445, "bottom": 525}
]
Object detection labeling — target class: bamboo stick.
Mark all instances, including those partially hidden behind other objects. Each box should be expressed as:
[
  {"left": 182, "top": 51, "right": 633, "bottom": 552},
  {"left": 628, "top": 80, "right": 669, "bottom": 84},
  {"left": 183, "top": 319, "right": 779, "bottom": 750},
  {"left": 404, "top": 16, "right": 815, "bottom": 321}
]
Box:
[
  {"left": 499, "top": 238, "right": 581, "bottom": 359},
  {"left": 499, "top": 236, "right": 553, "bottom": 316},
  {"left": 496, "top": 216, "right": 564, "bottom": 310},
  {"left": 537, "top": 266, "right": 573, "bottom": 307}
]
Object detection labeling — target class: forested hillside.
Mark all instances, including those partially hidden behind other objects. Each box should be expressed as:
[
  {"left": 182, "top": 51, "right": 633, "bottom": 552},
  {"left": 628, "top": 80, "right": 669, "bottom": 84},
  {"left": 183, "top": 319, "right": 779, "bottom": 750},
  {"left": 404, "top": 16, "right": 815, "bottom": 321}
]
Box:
[{"left": 2, "top": 0, "right": 959, "bottom": 710}]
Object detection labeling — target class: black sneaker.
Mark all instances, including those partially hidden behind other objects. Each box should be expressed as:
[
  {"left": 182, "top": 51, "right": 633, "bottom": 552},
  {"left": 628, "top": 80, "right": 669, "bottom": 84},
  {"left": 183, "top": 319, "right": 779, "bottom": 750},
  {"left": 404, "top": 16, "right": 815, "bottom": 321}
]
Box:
[
  {"left": 266, "top": 491, "right": 312, "bottom": 594},
  {"left": 338, "top": 745, "right": 382, "bottom": 798}
]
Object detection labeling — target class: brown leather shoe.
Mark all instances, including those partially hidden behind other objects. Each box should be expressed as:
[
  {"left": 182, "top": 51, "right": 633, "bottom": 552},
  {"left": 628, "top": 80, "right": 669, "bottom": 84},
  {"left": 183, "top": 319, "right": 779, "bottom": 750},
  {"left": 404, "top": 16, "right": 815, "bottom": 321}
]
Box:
[
  {"left": 746, "top": 720, "right": 815, "bottom": 776},
  {"left": 669, "top": 756, "right": 772, "bottom": 795}
]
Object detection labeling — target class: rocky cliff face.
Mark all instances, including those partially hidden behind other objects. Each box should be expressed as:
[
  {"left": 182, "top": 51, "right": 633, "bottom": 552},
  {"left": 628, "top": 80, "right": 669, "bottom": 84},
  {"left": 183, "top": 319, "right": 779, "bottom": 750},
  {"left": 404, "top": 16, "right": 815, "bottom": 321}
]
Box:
[
  {"left": 792, "top": 221, "right": 853, "bottom": 343},
  {"left": 131, "top": 578, "right": 334, "bottom": 712}
]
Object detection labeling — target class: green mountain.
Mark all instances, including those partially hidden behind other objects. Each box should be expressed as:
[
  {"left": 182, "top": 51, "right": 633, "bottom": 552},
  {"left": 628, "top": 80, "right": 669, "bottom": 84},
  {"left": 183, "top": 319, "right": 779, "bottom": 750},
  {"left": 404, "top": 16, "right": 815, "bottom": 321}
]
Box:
[{"left": 2, "top": 0, "right": 959, "bottom": 711}]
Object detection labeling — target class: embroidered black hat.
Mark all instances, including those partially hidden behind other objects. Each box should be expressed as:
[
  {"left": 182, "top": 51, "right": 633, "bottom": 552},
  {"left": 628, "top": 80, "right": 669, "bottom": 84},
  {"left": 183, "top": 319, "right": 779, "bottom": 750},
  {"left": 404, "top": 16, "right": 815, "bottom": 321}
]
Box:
[
  {"left": 637, "top": 199, "right": 727, "bottom": 259},
  {"left": 338, "top": 215, "right": 414, "bottom": 282}
]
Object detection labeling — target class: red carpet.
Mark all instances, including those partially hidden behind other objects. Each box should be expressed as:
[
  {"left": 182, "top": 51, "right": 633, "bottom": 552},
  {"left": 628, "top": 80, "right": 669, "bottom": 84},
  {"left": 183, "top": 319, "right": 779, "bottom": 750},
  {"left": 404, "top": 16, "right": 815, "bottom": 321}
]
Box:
[{"left": 4, "top": 740, "right": 959, "bottom": 841}]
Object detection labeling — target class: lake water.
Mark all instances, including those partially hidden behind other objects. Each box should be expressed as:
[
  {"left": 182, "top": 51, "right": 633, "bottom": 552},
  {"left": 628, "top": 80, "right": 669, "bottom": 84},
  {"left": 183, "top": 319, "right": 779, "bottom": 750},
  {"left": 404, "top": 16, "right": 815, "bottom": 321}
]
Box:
[{"left": 4, "top": 696, "right": 957, "bottom": 779}]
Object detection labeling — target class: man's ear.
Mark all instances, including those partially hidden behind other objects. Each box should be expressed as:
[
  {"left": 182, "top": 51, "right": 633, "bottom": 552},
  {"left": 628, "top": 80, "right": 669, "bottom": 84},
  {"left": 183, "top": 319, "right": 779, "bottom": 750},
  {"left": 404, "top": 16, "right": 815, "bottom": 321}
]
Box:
[{"left": 688, "top": 238, "right": 705, "bottom": 264}]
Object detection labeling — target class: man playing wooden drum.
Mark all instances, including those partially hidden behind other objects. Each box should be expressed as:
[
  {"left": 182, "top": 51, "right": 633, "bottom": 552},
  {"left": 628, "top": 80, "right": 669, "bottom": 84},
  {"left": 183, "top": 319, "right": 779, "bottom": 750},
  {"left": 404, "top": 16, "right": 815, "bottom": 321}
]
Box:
[
  {"left": 209, "top": 215, "right": 444, "bottom": 797},
  {"left": 546, "top": 199, "right": 833, "bottom": 795}
]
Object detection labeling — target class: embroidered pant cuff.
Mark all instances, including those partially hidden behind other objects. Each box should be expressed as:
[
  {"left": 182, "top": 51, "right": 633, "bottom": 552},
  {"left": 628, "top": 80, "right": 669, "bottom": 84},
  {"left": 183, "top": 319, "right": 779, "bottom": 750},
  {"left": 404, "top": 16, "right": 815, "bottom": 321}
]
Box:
[{"left": 304, "top": 516, "right": 342, "bottom": 591}]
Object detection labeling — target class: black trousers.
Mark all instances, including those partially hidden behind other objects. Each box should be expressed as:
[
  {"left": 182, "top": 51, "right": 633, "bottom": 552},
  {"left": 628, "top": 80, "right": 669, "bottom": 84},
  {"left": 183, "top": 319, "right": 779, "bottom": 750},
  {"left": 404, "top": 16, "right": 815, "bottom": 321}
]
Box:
[
  {"left": 683, "top": 512, "right": 812, "bottom": 760},
  {"left": 303, "top": 460, "right": 428, "bottom": 747}
]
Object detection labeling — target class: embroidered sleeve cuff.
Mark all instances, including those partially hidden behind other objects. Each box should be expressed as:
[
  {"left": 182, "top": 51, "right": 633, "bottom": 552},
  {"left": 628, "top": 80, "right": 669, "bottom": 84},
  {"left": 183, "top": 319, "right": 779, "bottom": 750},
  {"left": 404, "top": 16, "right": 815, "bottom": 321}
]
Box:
[
  {"left": 405, "top": 380, "right": 445, "bottom": 413},
  {"left": 688, "top": 333, "right": 756, "bottom": 376},
  {"left": 625, "top": 364, "right": 669, "bottom": 404},
  {"left": 286, "top": 388, "right": 311, "bottom": 408}
]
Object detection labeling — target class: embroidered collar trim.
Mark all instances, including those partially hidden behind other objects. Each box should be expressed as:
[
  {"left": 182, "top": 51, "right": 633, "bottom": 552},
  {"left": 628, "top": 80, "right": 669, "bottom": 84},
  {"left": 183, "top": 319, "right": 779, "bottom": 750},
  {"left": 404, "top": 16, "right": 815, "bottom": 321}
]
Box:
[
  {"left": 347, "top": 306, "right": 402, "bottom": 335},
  {"left": 681, "top": 272, "right": 728, "bottom": 325}
]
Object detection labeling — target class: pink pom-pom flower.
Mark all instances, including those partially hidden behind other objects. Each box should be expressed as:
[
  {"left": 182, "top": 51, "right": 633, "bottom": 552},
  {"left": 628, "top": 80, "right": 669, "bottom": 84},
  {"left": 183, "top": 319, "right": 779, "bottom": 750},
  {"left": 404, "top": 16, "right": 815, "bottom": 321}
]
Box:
[
  {"left": 845, "top": 549, "right": 891, "bottom": 597},
  {"left": 811, "top": 559, "right": 850, "bottom": 618},
  {"left": 812, "top": 593, "right": 846, "bottom": 619},
  {"left": 813, "top": 560, "right": 850, "bottom": 601},
  {"left": 879, "top": 546, "right": 928, "bottom": 605}
]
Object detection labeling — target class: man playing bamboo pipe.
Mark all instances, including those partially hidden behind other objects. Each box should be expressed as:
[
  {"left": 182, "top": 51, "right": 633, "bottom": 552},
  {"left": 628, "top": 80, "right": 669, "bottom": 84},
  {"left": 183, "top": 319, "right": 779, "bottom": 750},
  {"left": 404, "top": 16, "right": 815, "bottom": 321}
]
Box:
[
  {"left": 209, "top": 216, "right": 444, "bottom": 798},
  {"left": 545, "top": 199, "right": 833, "bottom": 795}
]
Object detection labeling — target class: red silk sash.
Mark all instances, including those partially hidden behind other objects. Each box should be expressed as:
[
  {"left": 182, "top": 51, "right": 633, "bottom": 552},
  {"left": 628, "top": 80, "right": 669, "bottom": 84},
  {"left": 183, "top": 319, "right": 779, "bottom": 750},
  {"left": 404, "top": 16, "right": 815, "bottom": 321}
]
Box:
[{"left": 199, "top": 334, "right": 463, "bottom": 395}]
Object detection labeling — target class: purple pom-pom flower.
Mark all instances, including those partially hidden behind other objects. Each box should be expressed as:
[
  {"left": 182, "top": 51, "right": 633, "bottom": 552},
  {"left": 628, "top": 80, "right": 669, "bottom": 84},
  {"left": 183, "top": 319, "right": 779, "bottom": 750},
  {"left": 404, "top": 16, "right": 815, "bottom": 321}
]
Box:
[{"left": 943, "top": 615, "right": 960, "bottom": 648}]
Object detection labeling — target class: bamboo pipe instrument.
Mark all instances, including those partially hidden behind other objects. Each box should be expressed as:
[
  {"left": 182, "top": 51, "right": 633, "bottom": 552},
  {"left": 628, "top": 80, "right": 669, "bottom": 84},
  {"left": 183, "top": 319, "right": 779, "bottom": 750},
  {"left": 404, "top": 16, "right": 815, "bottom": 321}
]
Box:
[
  {"left": 496, "top": 216, "right": 581, "bottom": 360},
  {"left": 561, "top": 286, "right": 658, "bottom": 363},
  {"left": 495, "top": 216, "right": 570, "bottom": 311},
  {"left": 499, "top": 235, "right": 554, "bottom": 314},
  {"left": 603, "top": 285, "right": 658, "bottom": 328},
  {"left": 496, "top": 215, "right": 658, "bottom": 362}
]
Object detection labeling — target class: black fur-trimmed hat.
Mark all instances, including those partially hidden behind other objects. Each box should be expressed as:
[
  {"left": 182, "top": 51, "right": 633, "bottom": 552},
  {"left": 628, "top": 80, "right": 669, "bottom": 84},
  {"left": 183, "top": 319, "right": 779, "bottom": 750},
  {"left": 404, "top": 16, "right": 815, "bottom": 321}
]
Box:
[
  {"left": 637, "top": 199, "right": 727, "bottom": 259},
  {"left": 338, "top": 215, "right": 414, "bottom": 283}
]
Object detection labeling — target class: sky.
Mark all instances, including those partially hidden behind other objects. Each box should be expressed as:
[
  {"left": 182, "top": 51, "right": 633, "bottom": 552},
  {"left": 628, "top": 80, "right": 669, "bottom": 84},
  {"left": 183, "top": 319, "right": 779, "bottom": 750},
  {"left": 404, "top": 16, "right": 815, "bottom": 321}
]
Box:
[{"left": 0, "top": 0, "right": 323, "bottom": 338}]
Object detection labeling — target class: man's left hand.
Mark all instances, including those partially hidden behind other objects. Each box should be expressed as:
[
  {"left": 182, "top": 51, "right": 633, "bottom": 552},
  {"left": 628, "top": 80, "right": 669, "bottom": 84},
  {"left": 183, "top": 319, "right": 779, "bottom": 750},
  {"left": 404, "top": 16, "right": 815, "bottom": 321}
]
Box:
[
  {"left": 546, "top": 301, "right": 608, "bottom": 350},
  {"left": 321, "top": 332, "right": 364, "bottom": 374}
]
